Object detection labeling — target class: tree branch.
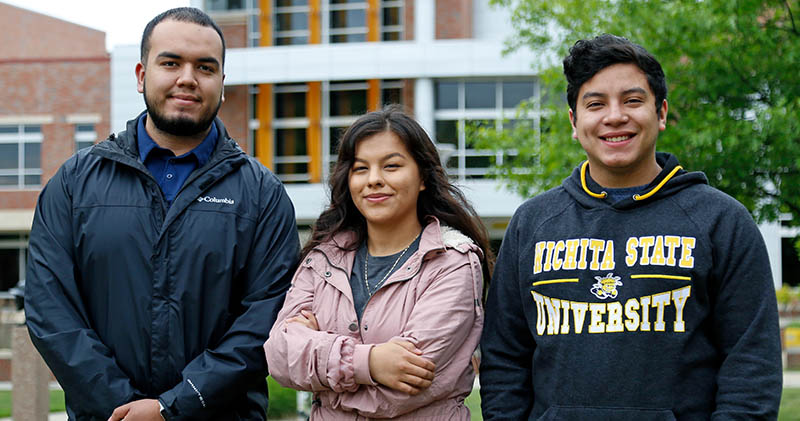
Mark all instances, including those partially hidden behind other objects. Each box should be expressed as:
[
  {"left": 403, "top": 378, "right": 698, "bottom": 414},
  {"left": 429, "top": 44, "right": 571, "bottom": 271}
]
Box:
[{"left": 784, "top": 0, "right": 799, "bottom": 36}]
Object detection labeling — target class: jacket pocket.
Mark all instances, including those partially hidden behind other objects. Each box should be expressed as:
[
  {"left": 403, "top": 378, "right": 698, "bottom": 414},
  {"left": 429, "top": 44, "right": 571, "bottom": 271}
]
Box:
[{"left": 537, "top": 405, "right": 676, "bottom": 421}]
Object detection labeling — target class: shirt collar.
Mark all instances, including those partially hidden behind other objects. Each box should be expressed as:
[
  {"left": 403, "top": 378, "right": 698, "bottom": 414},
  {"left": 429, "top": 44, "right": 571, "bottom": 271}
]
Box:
[{"left": 137, "top": 114, "right": 218, "bottom": 166}]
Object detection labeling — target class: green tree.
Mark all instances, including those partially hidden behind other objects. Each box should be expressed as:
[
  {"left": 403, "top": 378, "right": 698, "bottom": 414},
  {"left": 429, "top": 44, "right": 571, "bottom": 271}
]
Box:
[{"left": 474, "top": 0, "right": 800, "bottom": 225}]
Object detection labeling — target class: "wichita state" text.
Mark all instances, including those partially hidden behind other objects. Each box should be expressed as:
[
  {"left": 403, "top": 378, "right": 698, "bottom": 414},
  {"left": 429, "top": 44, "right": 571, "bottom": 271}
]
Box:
[{"left": 533, "top": 236, "right": 696, "bottom": 274}]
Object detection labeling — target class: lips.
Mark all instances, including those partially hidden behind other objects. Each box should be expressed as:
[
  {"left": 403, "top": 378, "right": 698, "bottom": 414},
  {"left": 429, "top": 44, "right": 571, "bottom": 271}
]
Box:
[
  {"left": 365, "top": 193, "right": 391, "bottom": 203},
  {"left": 169, "top": 93, "right": 200, "bottom": 105},
  {"left": 600, "top": 133, "right": 635, "bottom": 143}
]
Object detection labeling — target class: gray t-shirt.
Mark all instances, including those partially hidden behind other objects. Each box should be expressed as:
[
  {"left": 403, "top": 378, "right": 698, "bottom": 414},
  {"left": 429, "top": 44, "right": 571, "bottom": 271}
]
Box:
[{"left": 350, "top": 235, "right": 421, "bottom": 321}]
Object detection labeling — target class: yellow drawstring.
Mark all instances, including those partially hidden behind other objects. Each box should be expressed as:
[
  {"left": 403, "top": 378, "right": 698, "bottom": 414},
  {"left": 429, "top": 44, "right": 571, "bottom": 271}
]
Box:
[
  {"left": 633, "top": 166, "right": 683, "bottom": 201},
  {"left": 580, "top": 161, "right": 607, "bottom": 199}
]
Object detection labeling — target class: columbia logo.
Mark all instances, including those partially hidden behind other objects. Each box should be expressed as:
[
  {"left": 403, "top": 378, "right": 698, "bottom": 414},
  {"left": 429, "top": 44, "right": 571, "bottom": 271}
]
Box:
[{"left": 197, "top": 196, "right": 235, "bottom": 205}]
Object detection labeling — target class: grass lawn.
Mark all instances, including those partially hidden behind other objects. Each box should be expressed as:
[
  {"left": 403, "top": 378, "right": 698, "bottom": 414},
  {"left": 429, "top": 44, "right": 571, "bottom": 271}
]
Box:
[
  {"left": 0, "top": 386, "right": 796, "bottom": 419},
  {"left": 0, "top": 389, "right": 64, "bottom": 418}
]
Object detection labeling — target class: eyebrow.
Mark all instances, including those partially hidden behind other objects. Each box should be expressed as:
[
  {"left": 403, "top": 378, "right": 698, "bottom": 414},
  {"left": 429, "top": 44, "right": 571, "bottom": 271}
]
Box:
[
  {"left": 582, "top": 87, "right": 647, "bottom": 101},
  {"left": 156, "top": 52, "right": 220, "bottom": 67},
  {"left": 353, "top": 152, "right": 406, "bottom": 163}
]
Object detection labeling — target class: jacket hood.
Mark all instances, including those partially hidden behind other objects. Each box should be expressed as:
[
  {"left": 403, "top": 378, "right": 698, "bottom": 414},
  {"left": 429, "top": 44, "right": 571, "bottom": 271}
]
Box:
[
  {"left": 563, "top": 152, "right": 708, "bottom": 210},
  {"left": 316, "top": 217, "right": 482, "bottom": 271}
]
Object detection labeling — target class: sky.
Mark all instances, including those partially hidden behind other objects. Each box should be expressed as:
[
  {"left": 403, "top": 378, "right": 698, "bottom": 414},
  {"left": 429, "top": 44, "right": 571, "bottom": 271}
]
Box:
[{"left": 3, "top": 0, "right": 192, "bottom": 51}]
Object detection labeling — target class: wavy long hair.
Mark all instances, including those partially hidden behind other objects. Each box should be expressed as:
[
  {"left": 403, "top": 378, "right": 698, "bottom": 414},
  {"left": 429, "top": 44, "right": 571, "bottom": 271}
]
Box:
[{"left": 302, "top": 105, "right": 494, "bottom": 293}]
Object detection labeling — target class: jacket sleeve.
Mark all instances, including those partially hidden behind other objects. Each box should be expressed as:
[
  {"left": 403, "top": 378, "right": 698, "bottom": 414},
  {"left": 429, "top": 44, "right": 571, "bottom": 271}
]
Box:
[
  {"left": 479, "top": 214, "right": 536, "bottom": 420},
  {"left": 709, "top": 204, "right": 782, "bottom": 419},
  {"left": 264, "top": 263, "right": 364, "bottom": 394},
  {"left": 158, "top": 178, "right": 300, "bottom": 420},
  {"left": 25, "top": 163, "right": 145, "bottom": 417},
  {"left": 321, "top": 250, "right": 484, "bottom": 418}
]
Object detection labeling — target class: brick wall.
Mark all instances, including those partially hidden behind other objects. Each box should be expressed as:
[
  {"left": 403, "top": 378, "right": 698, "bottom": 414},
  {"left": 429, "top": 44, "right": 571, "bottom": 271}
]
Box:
[
  {"left": 436, "top": 0, "right": 473, "bottom": 40},
  {"left": 219, "top": 85, "right": 250, "bottom": 154},
  {"left": 0, "top": 3, "right": 106, "bottom": 60},
  {"left": 0, "top": 5, "right": 109, "bottom": 210}
]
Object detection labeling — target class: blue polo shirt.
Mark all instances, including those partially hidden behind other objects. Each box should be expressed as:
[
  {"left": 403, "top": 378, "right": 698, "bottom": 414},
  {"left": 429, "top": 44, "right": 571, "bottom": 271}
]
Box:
[{"left": 137, "top": 115, "right": 218, "bottom": 207}]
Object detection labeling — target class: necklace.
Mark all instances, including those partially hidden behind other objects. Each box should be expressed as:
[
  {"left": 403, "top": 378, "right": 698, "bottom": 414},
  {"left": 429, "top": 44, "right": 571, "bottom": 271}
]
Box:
[{"left": 363, "top": 244, "right": 410, "bottom": 296}]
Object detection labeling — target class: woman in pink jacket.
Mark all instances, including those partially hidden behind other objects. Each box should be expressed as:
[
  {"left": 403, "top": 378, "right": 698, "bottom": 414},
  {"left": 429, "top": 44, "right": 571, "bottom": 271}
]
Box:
[{"left": 264, "top": 105, "right": 493, "bottom": 419}]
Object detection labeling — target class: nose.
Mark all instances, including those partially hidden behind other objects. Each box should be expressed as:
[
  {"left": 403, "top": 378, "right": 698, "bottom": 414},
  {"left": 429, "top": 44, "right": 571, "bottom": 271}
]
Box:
[
  {"left": 176, "top": 65, "right": 198, "bottom": 88},
  {"left": 367, "top": 167, "right": 384, "bottom": 187},
  {"left": 603, "top": 102, "right": 629, "bottom": 125}
]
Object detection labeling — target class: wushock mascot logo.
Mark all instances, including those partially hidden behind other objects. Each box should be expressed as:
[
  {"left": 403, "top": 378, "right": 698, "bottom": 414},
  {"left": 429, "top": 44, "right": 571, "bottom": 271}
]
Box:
[{"left": 590, "top": 273, "right": 622, "bottom": 299}]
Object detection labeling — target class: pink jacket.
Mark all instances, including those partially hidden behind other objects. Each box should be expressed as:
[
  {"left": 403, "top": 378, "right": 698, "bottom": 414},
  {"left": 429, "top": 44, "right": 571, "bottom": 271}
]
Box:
[{"left": 264, "top": 219, "right": 484, "bottom": 420}]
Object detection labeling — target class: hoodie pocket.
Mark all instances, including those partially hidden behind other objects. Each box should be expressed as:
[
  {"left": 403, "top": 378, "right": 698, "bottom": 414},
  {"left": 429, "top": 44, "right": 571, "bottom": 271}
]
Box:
[{"left": 537, "top": 406, "right": 676, "bottom": 421}]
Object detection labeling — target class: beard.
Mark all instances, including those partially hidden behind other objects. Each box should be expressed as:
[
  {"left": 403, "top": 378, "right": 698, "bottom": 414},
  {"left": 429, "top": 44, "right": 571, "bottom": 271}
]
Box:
[{"left": 143, "top": 82, "right": 222, "bottom": 137}]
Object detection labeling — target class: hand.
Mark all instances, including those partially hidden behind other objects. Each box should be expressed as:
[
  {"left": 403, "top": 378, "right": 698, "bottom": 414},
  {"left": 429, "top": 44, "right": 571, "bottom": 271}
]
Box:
[
  {"left": 107, "top": 399, "right": 163, "bottom": 421},
  {"left": 285, "top": 309, "right": 319, "bottom": 331},
  {"left": 368, "top": 339, "right": 435, "bottom": 395}
]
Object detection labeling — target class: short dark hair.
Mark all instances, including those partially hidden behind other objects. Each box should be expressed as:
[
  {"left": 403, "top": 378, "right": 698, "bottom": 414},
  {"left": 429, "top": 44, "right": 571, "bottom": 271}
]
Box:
[
  {"left": 140, "top": 7, "right": 226, "bottom": 68},
  {"left": 563, "top": 34, "right": 666, "bottom": 119}
]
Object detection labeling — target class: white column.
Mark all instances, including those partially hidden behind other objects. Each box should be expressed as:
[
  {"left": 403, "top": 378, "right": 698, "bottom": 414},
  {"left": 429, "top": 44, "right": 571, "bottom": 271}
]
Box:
[
  {"left": 414, "top": 78, "right": 435, "bottom": 141},
  {"left": 759, "top": 221, "right": 783, "bottom": 288},
  {"left": 414, "top": 0, "right": 435, "bottom": 42}
]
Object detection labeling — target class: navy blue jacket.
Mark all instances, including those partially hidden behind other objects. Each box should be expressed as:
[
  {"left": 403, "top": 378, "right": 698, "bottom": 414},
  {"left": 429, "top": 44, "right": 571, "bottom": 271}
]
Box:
[
  {"left": 480, "top": 153, "right": 782, "bottom": 420},
  {"left": 25, "top": 114, "right": 300, "bottom": 420}
]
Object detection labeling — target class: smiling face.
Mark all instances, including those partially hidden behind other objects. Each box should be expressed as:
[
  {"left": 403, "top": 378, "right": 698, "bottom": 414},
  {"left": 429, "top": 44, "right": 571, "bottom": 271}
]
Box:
[
  {"left": 135, "top": 19, "right": 224, "bottom": 138},
  {"left": 348, "top": 130, "right": 425, "bottom": 232},
  {"left": 569, "top": 63, "right": 668, "bottom": 188}
]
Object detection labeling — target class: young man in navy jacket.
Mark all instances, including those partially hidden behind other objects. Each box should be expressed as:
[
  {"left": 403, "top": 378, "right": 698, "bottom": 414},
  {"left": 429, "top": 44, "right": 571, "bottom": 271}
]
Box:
[
  {"left": 25, "top": 7, "right": 299, "bottom": 420},
  {"left": 480, "top": 34, "right": 782, "bottom": 420}
]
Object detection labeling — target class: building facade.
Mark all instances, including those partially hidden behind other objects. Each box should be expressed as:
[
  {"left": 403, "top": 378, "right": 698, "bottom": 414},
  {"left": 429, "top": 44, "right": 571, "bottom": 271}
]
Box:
[
  {"left": 107, "top": 0, "right": 790, "bottom": 286},
  {"left": 0, "top": 2, "right": 110, "bottom": 294}
]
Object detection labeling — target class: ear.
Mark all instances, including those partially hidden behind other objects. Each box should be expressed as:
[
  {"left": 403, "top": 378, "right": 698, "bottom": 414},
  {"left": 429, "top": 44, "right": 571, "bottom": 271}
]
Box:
[
  {"left": 568, "top": 108, "right": 578, "bottom": 139},
  {"left": 135, "top": 62, "right": 145, "bottom": 94},
  {"left": 658, "top": 99, "right": 668, "bottom": 131},
  {"left": 221, "top": 73, "right": 226, "bottom": 103}
]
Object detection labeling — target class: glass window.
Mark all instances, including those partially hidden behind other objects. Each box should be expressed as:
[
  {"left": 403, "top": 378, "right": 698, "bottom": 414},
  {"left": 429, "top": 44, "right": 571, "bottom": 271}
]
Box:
[
  {"left": 276, "top": 91, "right": 307, "bottom": 118},
  {"left": 383, "top": 6, "right": 401, "bottom": 26},
  {"left": 0, "top": 248, "right": 20, "bottom": 291},
  {"left": 276, "top": 128, "right": 307, "bottom": 156},
  {"left": 0, "top": 124, "right": 42, "bottom": 188},
  {"left": 436, "top": 82, "right": 459, "bottom": 109},
  {"left": 329, "top": 126, "right": 347, "bottom": 155},
  {"left": 330, "top": 90, "right": 367, "bottom": 116},
  {"left": 434, "top": 79, "right": 538, "bottom": 180},
  {"left": 0, "top": 235, "right": 27, "bottom": 292},
  {"left": 465, "top": 82, "right": 496, "bottom": 109},
  {"left": 328, "top": 1, "right": 368, "bottom": 43},
  {"left": 435, "top": 121, "right": 457, "bottom": 145},
  {"left": 24, "top": 143, "right": 41, "bottom": 169},
  {"left": 24, "top": 175, "right": 41, "bottom": 186},
  {"left": 330, "top": 9, "right": 366, "bottom": 28},
  {"left": 276, "top": 36, "right": 309, "bottom": 45},
  {"left": 276, "top": 12, "right": 308, "bottom": 31},
  {"left": 331, "top": 33, "right": 366, "bottom": 43},
  {"left": 275, "top": 1, "right": 310, "bottom": 47},
  {"left": 382, "top": 88, "right": 401, "bottom": 106},
  {"left": 382, "top": 32, "right": 401, "bottom": 41},
  {"left": 75, "top": 124, "right": 96, "bottom": 151},
  {"left": 503, "top": 81, "right": 535, "bottom": 108},
  {"left": 277, "top": 0, "right": 308, "bottom": 6},
  {"left": 0, "top": 144, "right": 18, "bottom": 169},
  {"left": 207, "top": 0, "right": 244, "bottom": 11}
]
